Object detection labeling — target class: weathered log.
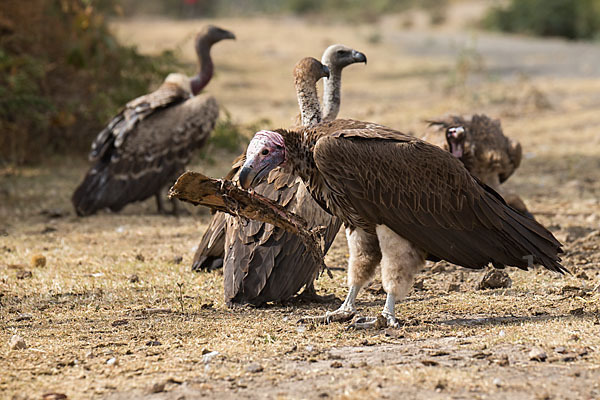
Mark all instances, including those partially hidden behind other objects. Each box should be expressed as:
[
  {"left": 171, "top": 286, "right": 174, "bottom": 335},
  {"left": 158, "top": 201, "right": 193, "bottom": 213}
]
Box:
[{"left": 168, "top": 171, "right": 326, "bottom": 271}]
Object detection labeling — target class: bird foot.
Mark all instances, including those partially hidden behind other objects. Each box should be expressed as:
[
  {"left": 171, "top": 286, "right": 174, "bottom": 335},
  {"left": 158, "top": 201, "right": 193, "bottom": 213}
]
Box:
[
  {"left": 297, "top": 308, "right": 355, "bottom": 325},
  {"left": 349, "top": 314, "right": 400, "bottom": 330}
]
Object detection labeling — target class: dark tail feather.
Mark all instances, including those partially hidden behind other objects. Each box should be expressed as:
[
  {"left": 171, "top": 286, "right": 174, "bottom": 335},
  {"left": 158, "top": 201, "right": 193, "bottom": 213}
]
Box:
[{"left": 192, "top": 212, "right": 227, "bottom": 272}]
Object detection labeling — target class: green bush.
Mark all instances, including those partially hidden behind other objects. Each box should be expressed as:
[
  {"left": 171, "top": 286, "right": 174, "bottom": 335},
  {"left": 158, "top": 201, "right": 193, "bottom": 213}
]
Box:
[
  {"left": 483, "top": 0, "right": 600, "bottom": 40},
  {"left": 0, "top": 0, "right": 180, "bottom": 165}
]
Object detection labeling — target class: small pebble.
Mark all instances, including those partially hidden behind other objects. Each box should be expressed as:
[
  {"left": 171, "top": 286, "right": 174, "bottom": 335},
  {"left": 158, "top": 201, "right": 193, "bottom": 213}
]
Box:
[
  {"left": 16, "top": 270, "right": 32, "bottom": 279},
  {"left": 31, "top": 254, "right": 46, "bottom": 268},
  {"left": 498, "top": 330, "right": 506, "bottom": 338},
  {"left": 42, "top": 393, "right": 67, "bottom": 400},
  {"left": 146, "top": 340, "right": 162, "bottom": 347},
  {"left": 477, "top": 270, "right": 512, "bottom": 290},
  {"left": 330, "top": 361, "right": 343, "bottom": 368},
  {"left": 9, "top": 334, "right": 27, "bottom": 350},
  {"left": 493, "top": 378, "right": 502, "bottom": 387},
  {"left": 128, "top": 274, "right": 140, "bottom": 283},
  {"left": 246, "top": 362, "right": 264, "bottom": 373},
  {"left": 135, "top": 253, "right": 145, "bottom": 262},
  {"left": 496, "top": 354, "right": 510, "bottom": 366},
  {"left": 447, "top": 282, "right": 461, "bottom": 292},
  {"left": 172, "top": 256, "right": 183, "bottom": 264},
  {"left": 529, "top": 347, "right": 547, "bottom": 362},
  {"left": 149, "top": 382, "right": 165, "bottom": 393},
  {"left": 202, "top": 351, "right": 219, "bottom": 364},
  {"left": 106, "top": 357, "right": 118, "bottom": 366}
]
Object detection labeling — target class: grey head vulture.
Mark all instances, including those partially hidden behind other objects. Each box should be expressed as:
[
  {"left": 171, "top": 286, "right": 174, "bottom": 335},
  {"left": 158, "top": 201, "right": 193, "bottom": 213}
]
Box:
[
  {"left": 72, "top": 25, "right": 235, "bottom": 216},
  {"left": 423, "top": 114, "right": 532, "bottom": 218},
  {"left": 238, "top": 118, "right": 566, "bottom": 328},
  {"left": 193, "top": 48, "right": 366, "bottom": 306}
]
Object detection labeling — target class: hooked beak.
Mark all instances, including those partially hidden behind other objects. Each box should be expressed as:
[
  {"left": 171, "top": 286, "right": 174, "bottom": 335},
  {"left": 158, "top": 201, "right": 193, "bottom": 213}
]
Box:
[
  {"left": 322, "top": 64, "right": 330, "bottom": 79},
  {"left": 352, "top": 50, "right": 367, "bottom": 64},
  {"left": 239, "top": 163, "right": 258, "bottom": 190},
  {"left": 225, "top": 31, "right": 236, "bottom": 40}
]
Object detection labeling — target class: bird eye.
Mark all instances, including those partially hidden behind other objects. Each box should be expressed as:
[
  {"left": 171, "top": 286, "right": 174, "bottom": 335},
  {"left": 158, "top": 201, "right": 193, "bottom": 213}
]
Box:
[{"left": 261, "top": 149, "right": 269, "bottom": 156}]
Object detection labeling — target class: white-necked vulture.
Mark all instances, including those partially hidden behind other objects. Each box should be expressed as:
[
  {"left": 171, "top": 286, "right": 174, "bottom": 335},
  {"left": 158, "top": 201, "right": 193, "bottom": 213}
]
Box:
[
  {"left": 424, "top": 114, "right": 532, "bottom": 217},
  {"left": 193, "top": 48, "right": 366, "bottom": 306},
  {"left": 238, "top": 119, "right": 566, "bottom": 327},
  {"left": 72, "top": 25, "right": 235, "bottom": 216}
]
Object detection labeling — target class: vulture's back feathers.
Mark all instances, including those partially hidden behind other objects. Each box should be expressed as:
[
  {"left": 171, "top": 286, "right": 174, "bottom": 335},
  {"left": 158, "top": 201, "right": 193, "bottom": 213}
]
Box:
[{"left": 300, "top": 119, "right": 564, "bottom": 273}]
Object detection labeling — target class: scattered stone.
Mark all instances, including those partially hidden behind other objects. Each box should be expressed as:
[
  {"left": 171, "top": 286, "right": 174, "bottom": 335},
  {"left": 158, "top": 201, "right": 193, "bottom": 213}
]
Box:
[
  {"left": 477, "top": 269, "right": 512, "bottom": 290},
  {"left": 111, "top": 319, "right": 128, "bottom": 327},
  {"left": 106, "top": 357, "right": 118, "bottom": 366},
  {"left": 413, "top": 279, "right": 425, "bottom": 290},
  {"left": 16, "top": 313, "right": 33, "bottom": 322},
  {"left": 576, "top": 270, "right": 590, "bottom": 280},
  {"left": 570, "top": 307, "right": 584, "bottom": 316},
  {"left": 202, "top": 351, "right": 219, "bottom": 364},
  {"left": 384, "top": 328, "right": 404, "bottom": 339},
  {"left": 561, "top": 353, "right": 577, "bottom": 362},
  {"left": 9, "top": 334, "right": 27, "bottom": 350},
  {"left": 561, "top": 285, "right": 585, "bottom": 297},
  {"left": 555, "top": 346, "right": 567, "bottom": 354},
  {"left": 42, "top": 393, "right": 67, "bottom": 400},
  {"left": 529, "top": 347, "right": 547, "bottom": 362},
  {"left": 146, "top": 340, "right": 162, "bottom": 347},
  {"left": 172, "top": 255, "right": 183, "bottom": 264},
  {"left": 135, "top": 253, "right": 145, "bottom": 262},
  {"left": 16, "top": 270, "right": 32, "bottom": 279},
  {"left": 31, "top": 254, "right": 46, "bottom": 268},
  {"left": 569, "top": 334, "right": 580, "bottom": 341},
  {"left": 431, "top": 264, "right": 445, "bottom": 274},
  {"left": 496, "top": 354, "right": 510, "bottom": 366},
  {"left": 493, "top": 378, "right": 502, "bottom": 387},
  {"left": 420, "top": 359, "right": 439, "bottom": 366},
  {"left": 447, "top": 282, "right": 461, "bottom": 292},
  {"left": 330, "top": 361, "right": 343, "bottom": 368},
  {"left": 41, "top": 226, "right": 57, "bottom": 234},
  {"left": 434, "top": 380, "right": 446, "bottom": 391},
  {"left": 498, "top": 330, "right": 506, "bottom": 338},
  {"left": 246, "top": 362, "right": 264, "bottom": 373},
  {"left": 149, "top": 382, "right": 166, "bottom": 393},
  {"left": 128, "top": 274, "right": 140, "bottom": 283}
]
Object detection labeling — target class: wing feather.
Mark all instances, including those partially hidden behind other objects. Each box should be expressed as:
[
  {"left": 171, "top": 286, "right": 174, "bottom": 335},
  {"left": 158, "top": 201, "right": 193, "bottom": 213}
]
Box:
[{"left": 312, "top": 131, "right": 564, "bottom": 273}]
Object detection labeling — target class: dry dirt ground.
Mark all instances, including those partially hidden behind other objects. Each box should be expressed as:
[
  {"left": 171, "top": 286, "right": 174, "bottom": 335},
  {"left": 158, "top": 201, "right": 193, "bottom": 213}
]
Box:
[{"left": 2, "top": 9, "right": 600, "bottom": 400}]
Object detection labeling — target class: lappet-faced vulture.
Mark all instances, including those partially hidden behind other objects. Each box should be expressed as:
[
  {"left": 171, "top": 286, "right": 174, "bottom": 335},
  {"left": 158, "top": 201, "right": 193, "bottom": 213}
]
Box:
[
  {"left": 423, "top": 114, "right": 532, "bottom": 217},
  {"left": 72, "top": 26, "right": 235, "bottom": 216},
  {"left": 192, "top": 48, "right": 366, "bottom": 306},
  {"left": 239, "top": 119, "right": 566, "bottom": 328}
]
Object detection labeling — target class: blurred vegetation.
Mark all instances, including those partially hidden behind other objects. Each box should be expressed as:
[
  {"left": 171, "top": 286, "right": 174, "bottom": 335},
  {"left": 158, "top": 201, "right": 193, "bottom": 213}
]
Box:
[
  {"left": 99, "top": 0, "right": 447, "bottom": 23},
  {"left": 483, "top": 0, "right": 600, "bottom": 40},
  {"left": 0, "top": 0, "right": 180, "bottom": 165}
]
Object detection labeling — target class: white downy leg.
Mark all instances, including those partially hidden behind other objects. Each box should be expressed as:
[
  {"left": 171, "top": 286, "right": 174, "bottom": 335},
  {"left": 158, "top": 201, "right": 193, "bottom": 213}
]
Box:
[
  {"left": 300, "top": 227, "right": 380, "bottom": 324},
  {"left": 377, "top": 225, "right": 426, "bottom": 328}
]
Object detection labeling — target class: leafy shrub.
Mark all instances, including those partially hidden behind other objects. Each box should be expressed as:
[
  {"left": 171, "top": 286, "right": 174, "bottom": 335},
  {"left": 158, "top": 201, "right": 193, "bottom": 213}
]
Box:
[
  {"left": 0, "top": 0, "right": 180, "bottom": 165},
  {"left": 483, "top": 0, "right": 600, "bottom": 40}
]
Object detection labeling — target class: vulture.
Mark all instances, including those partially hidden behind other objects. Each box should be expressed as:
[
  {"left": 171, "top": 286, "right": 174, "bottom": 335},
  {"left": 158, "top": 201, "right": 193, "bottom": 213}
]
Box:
[
  {"left": 72, "top": 26, "right": 235, "bottom": 216},
  {"left": 238, "top": 119, "right": 566, "bottom": 328},
  {"left": 193, "top": 47, "right": 366, "bottom": 306},
  {"left": 423, "top": 114, "right": 532, "bottom": 217}
]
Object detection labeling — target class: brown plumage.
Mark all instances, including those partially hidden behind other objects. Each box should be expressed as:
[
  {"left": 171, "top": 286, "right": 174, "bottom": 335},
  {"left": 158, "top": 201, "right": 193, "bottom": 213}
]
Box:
[
  {"left": 239, "top": 119, "right": 565, "bottom": 327},
  {"left": 193, "top": 50, "right": 365, "bottom": 306},
  {"left": 423, "top": 114, "right": 531, "bottom": 216},
  {"left": 72, "top": 26, "right": 235, "bottom": 216}
]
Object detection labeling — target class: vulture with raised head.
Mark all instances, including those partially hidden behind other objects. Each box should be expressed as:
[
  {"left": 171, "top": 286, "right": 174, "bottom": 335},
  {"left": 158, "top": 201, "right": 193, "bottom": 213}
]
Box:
[
  {"left": 72, "top": 26, "right": 235, "bottom": 216},
  {"left": 239, "top": 119, "right": 566, "bottom": 328},
  {"left": 423, "top": 114, "right": 531, "bottom": 217},
  {"left": 193, "top": 48, "right": 366, "bottom": 306}
]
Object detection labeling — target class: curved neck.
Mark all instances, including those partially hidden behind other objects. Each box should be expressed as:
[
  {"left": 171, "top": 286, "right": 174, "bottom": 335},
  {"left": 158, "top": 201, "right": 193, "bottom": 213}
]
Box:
[
  {"left": 295, "top": 78, "right": 322, "bottom": 127},
  {"left": 191, "top": 40, "right": 214, "bottom": 95},
  {"left": 322, "top": 66, "right": 342, "bottom": 121}
]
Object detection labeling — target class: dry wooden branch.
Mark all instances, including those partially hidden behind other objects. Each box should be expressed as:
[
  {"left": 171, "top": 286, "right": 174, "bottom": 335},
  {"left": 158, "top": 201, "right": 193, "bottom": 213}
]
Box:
[{"left": 168, "top": 171, "right": 326, "bottom": 271}]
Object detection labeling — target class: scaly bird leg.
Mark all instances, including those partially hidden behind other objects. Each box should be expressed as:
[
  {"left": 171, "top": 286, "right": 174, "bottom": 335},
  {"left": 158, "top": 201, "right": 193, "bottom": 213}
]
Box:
[{"left": 298, "top": 285, "right": 360, "bottom": 324}]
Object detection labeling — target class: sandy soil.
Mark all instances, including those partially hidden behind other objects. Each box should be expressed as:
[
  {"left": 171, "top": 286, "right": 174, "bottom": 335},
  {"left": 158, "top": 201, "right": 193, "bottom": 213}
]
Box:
[{"left": 2, "top": 8, "right": 600, "bottom": 400}]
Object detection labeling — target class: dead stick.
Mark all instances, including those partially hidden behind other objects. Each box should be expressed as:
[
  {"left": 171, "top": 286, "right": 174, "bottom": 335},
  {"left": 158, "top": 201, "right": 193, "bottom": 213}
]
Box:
[{"left": 168, "top": 171, "right": 326, "bottom": 271}]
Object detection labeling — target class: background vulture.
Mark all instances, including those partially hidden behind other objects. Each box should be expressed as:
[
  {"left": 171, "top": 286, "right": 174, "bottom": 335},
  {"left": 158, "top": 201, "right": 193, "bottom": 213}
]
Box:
[
  {"left": 72, "top": 25, "right": 235, "bottom": 216},
  {"left": 423, "top": 114, "right": 532, "bottom": 217},
  {"left": 193, "top": 47, "right": 366, "bottom": 306},
  {"left": 238, "top": 119, "right": 566, "bottom": 328}
]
